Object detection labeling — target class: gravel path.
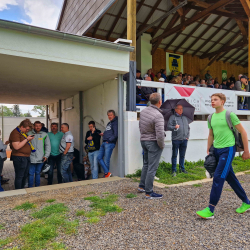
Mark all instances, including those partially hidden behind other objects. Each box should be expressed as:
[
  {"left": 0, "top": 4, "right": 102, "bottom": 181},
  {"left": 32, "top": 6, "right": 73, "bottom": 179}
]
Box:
[{"left": 1, "top": 175, "right": 250, "bottom": 249}]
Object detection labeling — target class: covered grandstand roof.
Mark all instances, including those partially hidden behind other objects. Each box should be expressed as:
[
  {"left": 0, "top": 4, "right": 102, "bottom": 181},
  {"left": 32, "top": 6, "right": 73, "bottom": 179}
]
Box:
[{"left": 58, "top": 0, "right": 249, "bottom": 67}]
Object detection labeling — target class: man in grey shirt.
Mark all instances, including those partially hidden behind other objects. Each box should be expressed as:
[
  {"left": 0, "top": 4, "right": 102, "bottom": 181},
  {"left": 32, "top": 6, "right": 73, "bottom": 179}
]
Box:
[
  {"left": 60, "top": 123, "right": 75, "bottom": 183},
  {"left": 138, "top": 93, "right": 165, "bottom": 199},
  {"left": 167, "top": 105, "right": 190, "bottom": 177},
  {"left": 234, "top": 75, "right": 249, "bottom": 109}
]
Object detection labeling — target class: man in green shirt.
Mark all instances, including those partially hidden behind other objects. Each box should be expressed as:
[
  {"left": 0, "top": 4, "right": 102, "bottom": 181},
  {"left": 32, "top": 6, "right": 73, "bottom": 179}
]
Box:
[
  {"left": 197, "top": 93, "right": 250, "bottom": 219},
  {"left": 47, "top": 123, "right": 64, "bottom": 185}
]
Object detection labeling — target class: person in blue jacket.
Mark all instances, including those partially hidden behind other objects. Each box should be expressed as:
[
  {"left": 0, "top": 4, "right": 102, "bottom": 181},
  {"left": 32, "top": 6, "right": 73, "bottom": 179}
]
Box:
[{"left": 97, "top": 110, "right": 118, "bottom": 178}]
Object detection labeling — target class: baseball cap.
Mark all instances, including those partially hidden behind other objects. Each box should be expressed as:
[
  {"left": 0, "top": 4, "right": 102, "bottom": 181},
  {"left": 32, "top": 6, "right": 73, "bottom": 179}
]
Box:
[{"left": 240, "top": 75, "right": 248, "bottom": 80}]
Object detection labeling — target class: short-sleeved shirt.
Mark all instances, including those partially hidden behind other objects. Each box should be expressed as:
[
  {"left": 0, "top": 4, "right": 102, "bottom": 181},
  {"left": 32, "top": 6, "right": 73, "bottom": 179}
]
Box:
[
  {"left": 48, "top": 132, "right": 64, "bottom": 156},
  {"left": 9, "top": 128, "right": 31, "bottom": 157},
  {"left": 59, "top": 131, "right": 74, "bottom": 153},
  {"left": 208, "top": 110, "right": 240, "bottom": 149}
]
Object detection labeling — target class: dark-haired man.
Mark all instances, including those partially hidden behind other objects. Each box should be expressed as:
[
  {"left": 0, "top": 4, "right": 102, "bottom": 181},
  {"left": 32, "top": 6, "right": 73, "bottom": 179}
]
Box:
[
  {"left": 48, "top": 123, "right": 64, "bottom": 185},
  {"left": 98, "top": 110, "right": 118, "bottom": 178},
  {"left": 28, "top": 121, "right": 51, "bottom": 187},
  {"left": 85, "top": 121, "right": 101, "bottom": 179},
  {"left": 60, "top": 123, "right": 74, "bottom": 183}
]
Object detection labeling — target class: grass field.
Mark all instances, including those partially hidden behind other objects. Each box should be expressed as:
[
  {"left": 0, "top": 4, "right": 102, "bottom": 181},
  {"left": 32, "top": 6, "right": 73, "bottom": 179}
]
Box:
[{"left": 126, "top": 156, "right": 250, "bottom": 185}]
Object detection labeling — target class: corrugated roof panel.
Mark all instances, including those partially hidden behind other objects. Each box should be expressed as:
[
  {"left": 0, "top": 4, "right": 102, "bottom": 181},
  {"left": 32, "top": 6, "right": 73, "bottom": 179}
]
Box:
[
  {"left": 137, "top": 5, "right": 152, "bottom": 24},
  {"left": 178, "top": 48, "right": 185, "bottom": 53},
  {"left": 182, "top": 37, "right": 196, "bottom": 48},
  {"left": 185, "top": 9, "right": 196, "bottom": 18},
  {"left": 204, "top": 14, "right": 219, "bottom": 25},
  {"left": 162, "top": 33, "right": 177, "bottom": 44},
  {"left": 224, "top": 20, "right": 236, "bottom": 30},
  {"left": 113, "top": 18, "right": 126, "bottom": 35},
  {"left": 231, "top": 35, "right": 243, "bottom": 45},
  {"left": 200, "top": 42, "right": 214, "bottom": 52},
  {"left": 158, "top": 0, "right": 172, "bottom": 10},
  {"left": 99, "top": 15, "right": 114, "bottom": 30},
  {"left": 209, "top": 44, "right": 222, "bottom": 53},
  {"left": 219, "top": 32, "right": 236, "bottom": 44},
  {"left": 172, "top": 34, "right": 186, "bottom": 47},
  {"left": 211, "top": 30, "right": 227, "bottom": 42},
  {"left": 214, "top": 16, "right": 228, "bottom": 27},
  {"left": 182, "top": 22, "right": 199, "bottom": 35},
  {"left": 202, "top": 27, "right": 217, "bottom": 39},
  {"left": 196, "top": 52, "right": 203, "bottom": 56},
  {"left": 193, "top": 24, "right": 208, "bottom": 37},
  {"left": 168, "top": 45, "right": 175, "bottom": 50},
  {"left": 192, "top": 39, "right": 205, "bottom": 49}
]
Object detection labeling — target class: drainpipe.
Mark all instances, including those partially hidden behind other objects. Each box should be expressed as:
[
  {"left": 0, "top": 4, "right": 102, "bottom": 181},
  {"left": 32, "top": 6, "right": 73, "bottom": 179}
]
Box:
[
  {"left": 79, "top": 91, "right": 83, "bottom": 164},
  {"left": 46, "top": 105, "right": 49, "bottom": 129},
  {"left": 59, "top": 100, "right": 62, "bottom": 129}
]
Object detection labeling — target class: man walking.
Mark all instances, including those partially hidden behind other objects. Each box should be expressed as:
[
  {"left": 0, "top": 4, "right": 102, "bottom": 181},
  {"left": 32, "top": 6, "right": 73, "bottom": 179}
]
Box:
[
  {"left": 167, "top": 105, "right": 190, "bottom": 177},
  {"left": 138, "top": 93, "right": 165, "bottom": 199},
  {"left": 28, "top": 121, "right": 51, "bottom": 188},
  {"left": 48, "top": 123, "right": 64, "bottom": 185},
  {"left": 97, "top": 110, "right": 118, "bottom": 178},
  {"left": 85, "top": 121, "right": 101, "bottom": 179},
  {"left": 60, "top": 123, "right": 74, "bottom": 183},
  {"left": 196, "top": 93, "right": 250, "bottom": 219}
]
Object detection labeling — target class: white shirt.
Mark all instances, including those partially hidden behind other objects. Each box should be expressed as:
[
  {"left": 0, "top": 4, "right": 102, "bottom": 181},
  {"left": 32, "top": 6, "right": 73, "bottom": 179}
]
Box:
[
  {"left": 59, "top": 131, "right": 74, "bottom": 153},
  {"left": 0, "top": 139, "right": 7, "bottom": 159}
]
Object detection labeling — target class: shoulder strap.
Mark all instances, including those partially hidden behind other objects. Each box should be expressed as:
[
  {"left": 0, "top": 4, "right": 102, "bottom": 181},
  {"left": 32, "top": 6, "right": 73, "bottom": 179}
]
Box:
[
  {"left": 225, "top": 110, "right": 234, "bottom": 131},
  {"left": 208, "top": 114, "right": 213, "bottom": 128}
]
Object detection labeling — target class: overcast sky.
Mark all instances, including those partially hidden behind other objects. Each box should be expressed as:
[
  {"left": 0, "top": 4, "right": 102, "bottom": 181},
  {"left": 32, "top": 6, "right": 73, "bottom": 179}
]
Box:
[{"left": 0, "top": 1, "right": 64, "bottom": 115}]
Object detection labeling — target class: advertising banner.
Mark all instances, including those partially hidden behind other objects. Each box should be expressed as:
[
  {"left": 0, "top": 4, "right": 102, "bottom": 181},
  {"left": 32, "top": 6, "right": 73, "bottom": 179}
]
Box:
[
  {"left": 222, "top": 70, "right": 227, "bottom": 81},
  {"left": 164, "top": 84, "right": 236, "bottom": 114}
]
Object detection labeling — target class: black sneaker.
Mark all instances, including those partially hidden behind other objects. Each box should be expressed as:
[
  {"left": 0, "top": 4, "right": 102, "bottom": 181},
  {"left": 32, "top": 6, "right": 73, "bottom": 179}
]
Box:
[
  {"left": 145, "top": 192, "right": 163, "bottom": 199},
  {"left": 181, "top": 169, "right": 188, "bottom": 174}
]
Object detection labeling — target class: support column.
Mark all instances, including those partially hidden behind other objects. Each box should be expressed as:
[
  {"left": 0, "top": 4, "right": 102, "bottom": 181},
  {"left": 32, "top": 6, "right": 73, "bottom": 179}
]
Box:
[
  {"left": 59, "top": 100, "right": 62, "bottom": 129},
  {"left": 79, "top": 91, "right": 83, "bottom": 164},
  {"left": 118, "top": 74, "right": 125, "bottom": 177},
  {"left": 127, "top": 0, "right": 136, "bottom": 111},
  {"left": 248, "top": 17, "right": 250, "bottom": 78},
  {"left": 46, "top": 105, "right": 49, "bottom": 129}
]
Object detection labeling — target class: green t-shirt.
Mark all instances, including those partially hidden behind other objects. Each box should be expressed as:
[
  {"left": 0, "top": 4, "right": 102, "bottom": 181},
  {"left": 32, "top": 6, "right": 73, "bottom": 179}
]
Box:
[{"left": 208, "top": 110, "right": 240, "bottom": 149}]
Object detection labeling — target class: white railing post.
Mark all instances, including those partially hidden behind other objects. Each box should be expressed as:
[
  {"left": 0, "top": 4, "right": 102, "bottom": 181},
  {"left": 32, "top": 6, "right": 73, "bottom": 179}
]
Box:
[{"left": 157, "top": 88, "right": 162, "bottom": 97}]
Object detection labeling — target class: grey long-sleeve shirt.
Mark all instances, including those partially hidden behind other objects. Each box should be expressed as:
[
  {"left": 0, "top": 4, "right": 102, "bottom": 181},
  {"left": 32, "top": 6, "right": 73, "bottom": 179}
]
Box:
[
  {"left": 234, "top": 81, "right": 249, "bottom": 92},
  {"left": 167, "top": 113, "right": 190, "bottom": 140}
]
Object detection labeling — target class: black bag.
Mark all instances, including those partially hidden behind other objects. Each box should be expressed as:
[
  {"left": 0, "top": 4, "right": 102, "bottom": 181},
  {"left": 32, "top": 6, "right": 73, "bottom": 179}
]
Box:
[
  {"left": 204, "top": 146, "right": 217, "bottom": 178},
  {"left": 74, "top": 163, "right": 86, "bottom": 181}
]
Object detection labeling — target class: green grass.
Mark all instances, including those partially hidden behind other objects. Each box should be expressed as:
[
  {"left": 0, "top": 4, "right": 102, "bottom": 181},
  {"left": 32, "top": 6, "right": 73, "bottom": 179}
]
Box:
[
  {"left": 126, "top": 193, "right": 137, "bottom": 198},
  {"left": 102, "top": 192, "right": 110, "bottom": 194},
  {"left": 76, "top": 210, "right": 85, "bottom": 216},
  {"left": 86, "top": 217, "right": 101, "bottom": 224},
  {"left": 14, "top": 202, "right": 36, "bottom": 211},
  {"left": 0, "top": 237, "right": 12, "bottom": 248},
  {"left": 87, "top": 192, "right": 95, "bottom": 194},
  {"left": 193, "top": 184, "right": 202, "bottom": 187},
  {"left": 0, "top": 224, "right": 5, "bottom": 230},
  {"left": 224, "top": 189, "right": 233, "bottom": 191},
  {"left": 126, "top": 157, "right": 250, "bottom": 185},
  {"left": 48, "top": 242, "right": 67, "bottom": 250},
  {"left": 32, "top": 203, "right": 68, "bottom": 219},
  {"left": 46, "top": 199, "right": 56, "bottom": 203}
]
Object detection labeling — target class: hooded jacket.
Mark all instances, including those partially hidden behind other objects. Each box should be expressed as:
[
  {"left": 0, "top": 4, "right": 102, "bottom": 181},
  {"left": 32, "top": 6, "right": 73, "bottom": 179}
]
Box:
[
  {"left": 167, "top": 113, "right": 190, "bottom": 140},
  {"left": 28, "top": 130, "right": 51, "bottom": 163},
  {"left": 85, "top": 128, "right": 101, "bottom": 152},
  {"left": 103, "top": 117, "right": 118, "bottom": 144}
]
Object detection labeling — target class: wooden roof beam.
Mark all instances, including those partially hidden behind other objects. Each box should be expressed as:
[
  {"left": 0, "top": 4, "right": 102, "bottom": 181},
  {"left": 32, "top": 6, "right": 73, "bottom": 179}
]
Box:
[
  {"left": 151, "top": 11, "right": 180, "bottom": 55},
  {"left": 92, "top": 19, "right": 102, "bottom": 38},
  {"left": 171, "top": 0, "right": 184, "bottom": 16},
  {"left": 190, "top": 5, "right": 248, "bottom": 21},
  {"left": 240, "top": 0, "right": 250, "bottom": 17},
  {"left": 236, "top": 20, "right": 248, "bottom": 44},
  {"left": 200, "top": 41, "right": 245, "bottom": 59},
  {"left": 192, "top": 17, "right": 231, "bottom": 57},
  {"left": 228, "top": 49, "right": 246, "bottom": 64},
  {"left": 120, "top": 0, "right": 145, "bottom": 38},
  {"left": 151, "top": 0, "right": 235, "bottom": 44},
  {"left": 106, "top": 0, "right": 127, "bottom": 40},
  {"left": 236, "top": 54, "right": 248, "bottom": 66},
  {"left": 164, "top": 31, "right": 183, "bottom": 52}
]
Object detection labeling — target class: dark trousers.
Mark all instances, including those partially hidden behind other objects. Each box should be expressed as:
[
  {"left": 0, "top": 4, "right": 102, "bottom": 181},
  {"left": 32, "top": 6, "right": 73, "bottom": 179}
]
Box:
[
  {"left": 172, "top": 140, "right": 188, "bottom": 172},
  {"left": 139, "top": 141, "right": 163, "bottom": 194},
  {"left": 12, "top": 156, "right": 30, "bottom": 190},
  {"left": 210, "top": 146, "right": 249, "bottom": 206},
  {"left": 0, "top": 158, "right": 3, "bottom": 192},
  {"left": 48, "top": 154, "right": 62, "bottom": 185},
  {"left": 61, "top": 153, "right": 74, "bottom": 183}
]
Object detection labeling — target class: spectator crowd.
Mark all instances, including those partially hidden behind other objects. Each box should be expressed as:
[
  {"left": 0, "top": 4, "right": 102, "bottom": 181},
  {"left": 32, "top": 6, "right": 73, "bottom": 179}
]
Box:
[{"left": 0, "top": 109, "right": 118, "bottom": 191}]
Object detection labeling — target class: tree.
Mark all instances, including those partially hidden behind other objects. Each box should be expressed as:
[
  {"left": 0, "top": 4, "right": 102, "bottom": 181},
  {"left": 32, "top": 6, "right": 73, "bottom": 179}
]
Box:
[
  {"left": 1, "top": 106, "right": 14, "bottom": 117},
  {"left": 32, "top": 105, "right": 46, "bottom": 117},
  {"left": 12, "top": 104, "right": 22, "bottom": 117},
  {"left": 24, "top": 110, "right": 32, "bottom": 117}
]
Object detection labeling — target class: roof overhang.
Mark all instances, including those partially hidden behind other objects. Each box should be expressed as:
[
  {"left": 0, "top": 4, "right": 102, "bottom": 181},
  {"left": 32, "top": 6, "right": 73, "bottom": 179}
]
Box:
[{"left": 0, "top": 20, "right": 133, "bottom": 105}]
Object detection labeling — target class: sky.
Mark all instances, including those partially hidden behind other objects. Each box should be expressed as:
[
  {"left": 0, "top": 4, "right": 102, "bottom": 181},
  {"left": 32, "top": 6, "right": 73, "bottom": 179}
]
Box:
[{"left": 0, "top": 0, "right": 64, "bottom": 116}]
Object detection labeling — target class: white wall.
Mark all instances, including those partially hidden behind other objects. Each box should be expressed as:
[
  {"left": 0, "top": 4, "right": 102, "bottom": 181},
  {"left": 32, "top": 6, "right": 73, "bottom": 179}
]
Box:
[
  {"left": 136, "top": 33, "right": 152, "bottom": 76},
  {"left": 83, "top": 79, "right": 119, "bottom": 175},
  {"left": 0, "top": 117, "right": 46, "bottom": 142},
  {"left": 125, "top": 113, "right": 250, "bottom": 175}
]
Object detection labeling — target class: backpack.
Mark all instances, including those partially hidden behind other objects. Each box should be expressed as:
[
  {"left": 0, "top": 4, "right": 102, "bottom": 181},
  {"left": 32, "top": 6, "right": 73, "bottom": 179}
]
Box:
[{"left": 208, "top": 110, "right": 244, "bottom": 152}]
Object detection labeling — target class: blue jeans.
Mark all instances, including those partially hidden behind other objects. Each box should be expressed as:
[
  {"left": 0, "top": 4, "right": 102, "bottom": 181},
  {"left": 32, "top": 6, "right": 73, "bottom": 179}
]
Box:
[
  {"left": 97, "top": 142, "right": 116, "bottom": 173},
  {"left": 210, "top": 146, "right": 249, "bottom": 206},
  {"left": 28, "top": 163, "right": 44, "bottom": 188},
  {"left": 61, "top": 153, "right": 74, "bottom": 183},
  {"left": 172, "top": 140, "right": 188, "bottom": 172},
  {"left": 88, "top": 150, "right": 99, "bottom": 179}
]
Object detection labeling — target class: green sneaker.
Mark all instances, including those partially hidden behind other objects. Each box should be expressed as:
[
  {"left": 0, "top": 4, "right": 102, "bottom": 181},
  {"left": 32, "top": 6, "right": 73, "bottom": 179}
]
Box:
[
  {"left": 196, "top": 207, "right": 214, "bottom": 219},
  {"left": 236, "top": 202, "right": 250, "bottom": 214}
]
